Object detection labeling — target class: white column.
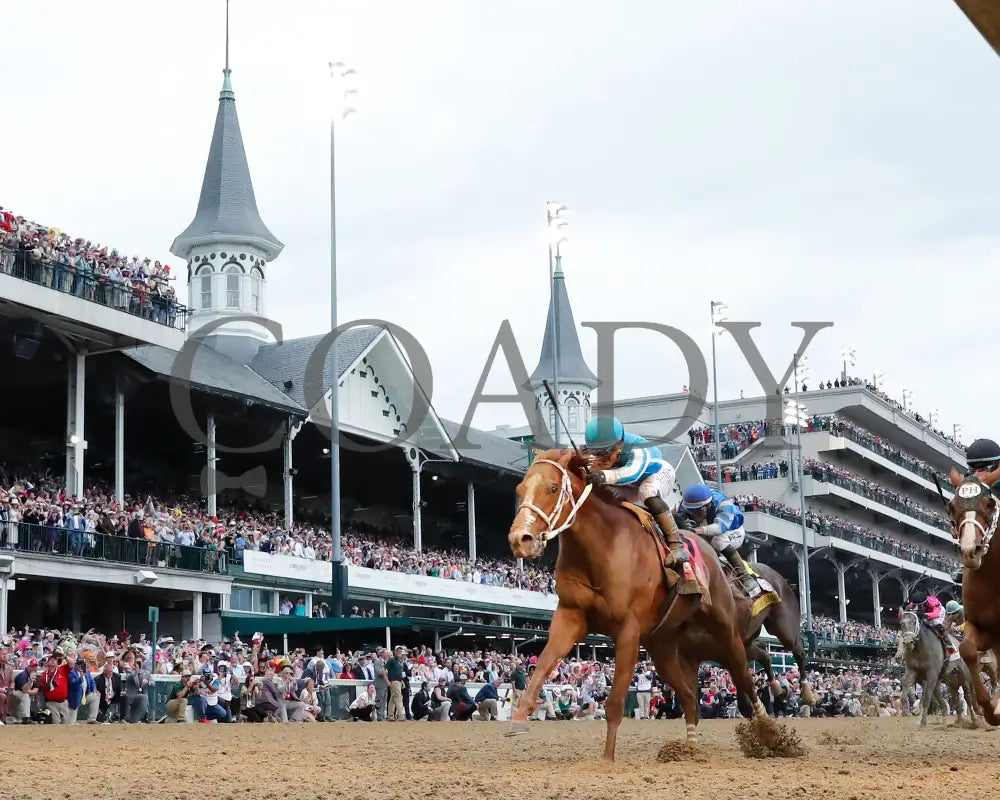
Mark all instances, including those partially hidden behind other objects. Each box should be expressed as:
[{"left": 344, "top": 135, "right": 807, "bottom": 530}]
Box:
[
  {"left": 797, "top": 547, "right": 808, "bottom": 611},
  {"left": 305, "top": 593, "right": 313, "bottom": 617},
  {"left": 411, "top": 463, "right": 422, "bottom": 553},
  {"left": 467, "top": 482, "right": 477, "bottom": 562},
  {"left": 192, "top": 591, "right": 203, "bottom": 640},
  {"left": 65, "top": 351, "right": 87, "bottom": 498},
  {"left": 836, "top": 563, "right": 848, "bottom": 623},
  {"left": 871, "top": 571, "right": 882, "bottom": 629},
  {"left": 381, "top": 599, "right": 390, "bottom": 649},
  {"left": 206, "top": 414, "right": 217, "bottom": 517},
  {"left": 114, "top": 381, "right": 125, "bottom": 508},
  {"left": 283, "top": 418, "right": 295, "bottom": 530},
  {"left": 0, "top": 576, "right": 8, "bottom": 635}
]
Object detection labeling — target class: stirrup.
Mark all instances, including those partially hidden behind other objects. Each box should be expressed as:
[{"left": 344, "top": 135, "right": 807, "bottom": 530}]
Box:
[{"left": 669, "top": 543, "right": 690, "bottom": 563}]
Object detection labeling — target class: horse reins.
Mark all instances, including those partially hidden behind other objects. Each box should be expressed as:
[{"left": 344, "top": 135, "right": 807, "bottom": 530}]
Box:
[{"left": 518, "top": 458, "right": 592, "bottom": 543}]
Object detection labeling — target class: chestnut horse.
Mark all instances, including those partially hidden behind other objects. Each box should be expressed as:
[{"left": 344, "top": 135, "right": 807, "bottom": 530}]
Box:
[
  {"left": 507, "top": 449, "right": 781, "bottom": 760},
  {"left": 947, "top": 465, "right": 1000, "bottom": 725}
]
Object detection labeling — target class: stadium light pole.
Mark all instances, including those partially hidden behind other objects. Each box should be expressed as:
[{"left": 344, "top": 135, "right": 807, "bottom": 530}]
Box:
[
  {"left": 710, "top": 301, "right": 728, "bottom": 486},
  {"left": 873, "top": 368, "right": 886, "bottom": 392},
  {"left": 546, "top": 202, "right": 569, "bottom": 447},
  {"left": 840, "top": 346, "right": 856, "bottom": 384},
  {"left": 901, "top": 388, "right": 913, "bottom": 412},
  {"left": 953, "top": 423, "right": 963, "bottom": 445},
  {"left": 785, "top": 351, "right": 813, "bottom": 635},
  {"left": 328, "top": 60, "right": 358, "bottom": 617}
]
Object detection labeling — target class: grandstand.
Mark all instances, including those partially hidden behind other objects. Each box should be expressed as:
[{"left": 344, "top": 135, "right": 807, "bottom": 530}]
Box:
[{"left": 0, "top": 30, "right": 960, "bottom": 676}]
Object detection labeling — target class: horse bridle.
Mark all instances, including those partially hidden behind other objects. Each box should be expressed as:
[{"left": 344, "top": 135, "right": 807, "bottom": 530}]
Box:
[
  {"left": 953, "top": 475, "right": 1000, "bottom": 557},
  {"left": 517, "top": 458, "right": 593, "bottom": 543},
  {"left": 899, "top": 610, "right": 920, "bottom": 645}
]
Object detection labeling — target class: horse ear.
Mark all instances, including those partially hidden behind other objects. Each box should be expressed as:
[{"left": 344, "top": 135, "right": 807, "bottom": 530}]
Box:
[{"left": 949, "top": 467, "right": 963, "bottom": 489}]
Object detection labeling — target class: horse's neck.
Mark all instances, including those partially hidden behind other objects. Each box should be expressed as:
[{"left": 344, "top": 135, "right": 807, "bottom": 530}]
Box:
[{"left": 556, "top": 501, "right": 623, "bottom": 582}]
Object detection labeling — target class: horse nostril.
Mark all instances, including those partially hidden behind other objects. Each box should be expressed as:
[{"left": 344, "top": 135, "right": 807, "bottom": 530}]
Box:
[{"left": 520, "top": 534, "right": 534, "bottom": 544}]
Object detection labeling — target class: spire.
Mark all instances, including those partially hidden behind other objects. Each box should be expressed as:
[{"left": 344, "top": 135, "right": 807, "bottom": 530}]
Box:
[
  {"left": 170, "top": 0, "right": 282, "bottom": 261},
  {"left": 529, "top": 264, "right": 598, "bottom": 389}
]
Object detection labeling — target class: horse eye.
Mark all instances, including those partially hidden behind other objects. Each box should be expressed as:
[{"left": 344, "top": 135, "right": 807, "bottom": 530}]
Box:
[{"left": 550, "top": 484, "right": 558, "bottom": 494}]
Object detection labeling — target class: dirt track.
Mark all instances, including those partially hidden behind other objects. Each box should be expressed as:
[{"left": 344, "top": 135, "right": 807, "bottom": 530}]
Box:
[{"left": 3, "top": 716, "right": 999, "bottom": 800}]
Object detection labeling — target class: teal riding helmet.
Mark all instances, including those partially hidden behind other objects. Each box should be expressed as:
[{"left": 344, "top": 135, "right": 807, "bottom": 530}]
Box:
[
  {"left": 945, "top": 600, "right": 963, "bottom": 615},
  {"left": 584, "top": 416, "right": 624, "bottom": 449}
]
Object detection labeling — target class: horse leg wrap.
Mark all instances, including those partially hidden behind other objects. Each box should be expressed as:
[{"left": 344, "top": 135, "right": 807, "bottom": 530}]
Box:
[{"left": 685, "top": 722, "right": 698, "bottom": 742}]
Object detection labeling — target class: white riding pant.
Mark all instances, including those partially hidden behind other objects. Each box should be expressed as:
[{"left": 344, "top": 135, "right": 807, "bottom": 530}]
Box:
[
  {"left": 635, "top": 462, "right": 677, "bottom": 501},
  {"left": 710, "top": 526, "right": 746, "bottom": 552}
]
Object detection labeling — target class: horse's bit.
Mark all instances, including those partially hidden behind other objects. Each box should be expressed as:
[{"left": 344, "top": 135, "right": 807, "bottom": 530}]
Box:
[
  {"left": 953, "top": 476, "right": 1000, "bottom": 556},
  {"left": 516, "top": 458, "right": 592, "bottom": 543}
]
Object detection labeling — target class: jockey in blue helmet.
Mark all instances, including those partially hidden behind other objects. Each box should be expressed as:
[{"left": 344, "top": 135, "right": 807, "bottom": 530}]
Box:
[
  {"left": 675, "top": 483, "right": 760, "bottom": 597},
  {"left": 583, "top": 416, "right": 699, "bottom": 595}
]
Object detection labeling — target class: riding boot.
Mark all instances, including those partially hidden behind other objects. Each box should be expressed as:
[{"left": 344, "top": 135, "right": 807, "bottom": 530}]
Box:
[
  {"left": 643, "top": 496, "right": 699, "bottom": 595},
  {"left": 723, "top": 545, "right": 761, "bottom": 598}
]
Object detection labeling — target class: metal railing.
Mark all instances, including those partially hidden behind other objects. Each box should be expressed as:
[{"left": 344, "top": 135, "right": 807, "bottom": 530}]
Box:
[
  {"left": 743, "top": 504, "right": 959, "bottom": 574},
  {"left": 804, "top": 463, "right": 952, "bottom": 533},
  {"left": 0, "top": 244, "right": 188, "bottom": 329},
  {"left": 0, "top": 521, "right": 226, "bottom": 574}
]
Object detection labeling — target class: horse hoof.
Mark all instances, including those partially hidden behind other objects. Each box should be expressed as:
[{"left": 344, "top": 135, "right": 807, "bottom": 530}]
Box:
[{"left": 505, "top": 721, "right": 531, "bottom": 737}]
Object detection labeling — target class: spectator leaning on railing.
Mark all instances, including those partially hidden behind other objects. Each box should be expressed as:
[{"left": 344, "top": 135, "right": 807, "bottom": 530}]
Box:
[
  {"left": 734, "top": 494, "right": 959, "bottom": 573},
  {"left": 0, "top": 203, "right": 181, "bottom": 326}
]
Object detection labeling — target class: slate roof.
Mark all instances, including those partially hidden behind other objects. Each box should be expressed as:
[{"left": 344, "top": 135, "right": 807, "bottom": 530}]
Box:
[
  {"left": 123, "top": 344, "right": 305, "bottom": 415},
  {"left": 529, "top": 270, "right": 598, "bottom": 390},
  {"left": 441, "top": 419, "right": 531, "bottom": 475},
  {"left": 249, "top": 327, "right": 382, "bottom": 409},
  {"left": 171, "top": 69, "right": 283, "bottom": 261}
]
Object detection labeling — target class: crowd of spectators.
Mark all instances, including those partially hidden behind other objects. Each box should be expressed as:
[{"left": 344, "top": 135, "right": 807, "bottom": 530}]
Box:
[
  {"left": 734, "top": 494, "right": 959, "bottom": 573},
  {"left": 800, "top": 458, "right": 951, "bottom": 533},
  {"left": 689, "top": 421, "right": 775, "bottom": 462},
  {"left": 702, "top": 460, "right": 787, "bottom": 482},
  {"left": 5, "top": 623, "right": 932, "bottom": 726},
  {"left": 0, "top": 204, "right": 182, "bottom": 326},
  {"left": 810, "top": 615, "right": 897, "bottom": 647},
  {"left": 0, "top": 466, "right": 556, "bottom": 595}
]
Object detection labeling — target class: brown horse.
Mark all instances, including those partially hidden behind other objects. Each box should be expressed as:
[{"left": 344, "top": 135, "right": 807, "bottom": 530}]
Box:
[
  {"left": 506, "top": 449, "right": 784, "bottom": 760},
  {"left": 947, "top": 465, "right": 1000, "bottom": 725}
]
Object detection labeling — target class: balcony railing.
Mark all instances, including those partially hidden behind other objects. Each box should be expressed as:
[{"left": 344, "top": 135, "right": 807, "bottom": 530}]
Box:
[
  {"left": 0, "top": 244, "right": 188, "bottom": 329},
  {"left": 0, "top": 521, "right": 227, "bottom": 574},
  {"left": 741, "top": 502, "right": 958, "bottom": 574},
  {"left": 804, "top": 463, "right": 951, "bottom": 533}
]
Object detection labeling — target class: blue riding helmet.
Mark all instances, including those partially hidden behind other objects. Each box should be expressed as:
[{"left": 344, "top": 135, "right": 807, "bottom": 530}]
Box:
[
  {"left": 585, "top": 416, "right": 624, "bottom": 449},
  {"left": 945, "top": 600, "right": 962, "bottom": 614},
  {"left": 681, "top": 483, "right": 714, "bottom": 510}
]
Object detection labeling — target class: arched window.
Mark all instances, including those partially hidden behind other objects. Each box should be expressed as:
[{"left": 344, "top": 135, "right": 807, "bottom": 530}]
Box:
[
  {"left": 225, "top": 266, "right": 241, "bottom": 309},
  {"left": 566, "top": 397, "right": 580, "bottom": 431},
  {"left": 548, "top": 405, "right": 556, "bottom": 432},
  {"left": 200, "top": 274, "right": 213, "bottom": 309}
]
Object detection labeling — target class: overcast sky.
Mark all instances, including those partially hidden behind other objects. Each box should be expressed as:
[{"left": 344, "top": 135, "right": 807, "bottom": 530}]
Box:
[{"left": 3, "top": 1, "right": 999, "bottom": 443}]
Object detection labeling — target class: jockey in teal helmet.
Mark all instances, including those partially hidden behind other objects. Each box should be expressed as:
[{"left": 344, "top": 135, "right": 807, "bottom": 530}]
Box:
[
  {"left": 583, "top": 416, "right": 699, "bottom": 595},
  {"left": 675, "top": 483, "right": 760, "bottom": 597}
]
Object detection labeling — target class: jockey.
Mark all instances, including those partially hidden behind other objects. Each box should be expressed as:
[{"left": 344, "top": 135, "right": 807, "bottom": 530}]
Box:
[
  {"left": 583, "top": 416, "right": 699, "bottom": 594},
  {"left": 908, "top": 591, "right": 954, "bottom": 654},
  {"left": 675, "top": 483, "right": 761, "bottom": 598},
  {"left": 944, "top": 600, "right": 965, "bottom": 640},
  {"left": 949, "top": 437, "right": 1000, "bottom": 583}
]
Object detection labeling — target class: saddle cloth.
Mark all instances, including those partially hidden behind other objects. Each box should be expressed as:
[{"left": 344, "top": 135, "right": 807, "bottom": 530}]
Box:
[
  {"left": 620, "top": 501, "right": 711, "bottom": 598},
  {"left": 620, "top": 501, "right": 780, "bottom": 615}
]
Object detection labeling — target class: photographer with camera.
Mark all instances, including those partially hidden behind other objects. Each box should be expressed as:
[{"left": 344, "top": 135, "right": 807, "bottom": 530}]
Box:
[
  {"left": 39, "top": 650, "right": 76, "bottom": 724},
  {"left": 165, "top": 670, "right": 200, "bottom": 723},
  {"left": 632, "top": 661, "right": 654, "bottom": 720},
  {"left": 123, "top": 654, "right": 151, "bottom": 723}
]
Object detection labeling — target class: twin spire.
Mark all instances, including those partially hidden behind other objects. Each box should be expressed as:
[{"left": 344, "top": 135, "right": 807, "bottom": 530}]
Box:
[{"left": 170, "top": 0, "right": 282, "bottom": 262}]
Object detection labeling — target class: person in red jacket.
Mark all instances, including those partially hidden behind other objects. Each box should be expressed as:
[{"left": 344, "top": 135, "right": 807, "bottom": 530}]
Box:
[{"left": 38, "top": 652, "right": 72, "bottom": 723}]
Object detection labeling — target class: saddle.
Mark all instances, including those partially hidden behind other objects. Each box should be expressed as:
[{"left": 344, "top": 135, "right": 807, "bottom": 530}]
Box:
[
  {"left": 620, "top": 501, "right": 711, "bottom": 609},
  {"left": 619, "top": 501, "right": 782, "bottom": 618}
]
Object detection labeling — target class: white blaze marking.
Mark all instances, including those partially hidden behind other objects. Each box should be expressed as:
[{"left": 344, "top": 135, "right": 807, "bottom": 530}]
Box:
[{"left": 961, "top": 511, "right": 980, "bottom": 552}]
